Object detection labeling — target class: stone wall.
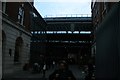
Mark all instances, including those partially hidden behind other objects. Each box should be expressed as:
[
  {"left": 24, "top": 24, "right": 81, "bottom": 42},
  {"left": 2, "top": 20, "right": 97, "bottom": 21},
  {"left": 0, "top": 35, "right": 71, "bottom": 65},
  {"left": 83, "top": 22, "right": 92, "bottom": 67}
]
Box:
[{"left": 2, "top": 14, "right": 31, "bottom": 76}]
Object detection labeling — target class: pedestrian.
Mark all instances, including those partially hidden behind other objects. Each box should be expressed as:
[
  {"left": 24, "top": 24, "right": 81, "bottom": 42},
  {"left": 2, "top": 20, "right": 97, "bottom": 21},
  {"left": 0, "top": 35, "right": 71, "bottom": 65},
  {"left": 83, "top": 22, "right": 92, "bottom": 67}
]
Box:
[
  {"left": 52, "top": 60, "right": 56, "bottom": 69},
  {"left": 32, "top": 62, "right": 39, "bottom": 73},
  {"left": 23, "top": 63, "right": 29, "bottom": 71},
  {"left": 85, "top": 58, "right": 94, "bottom": 80},
  {"left": 43, "top": 62, "right": 46, "bottom": 78},
  {"left": 49, "top": 60, "right": 76, "bottom": 80}
]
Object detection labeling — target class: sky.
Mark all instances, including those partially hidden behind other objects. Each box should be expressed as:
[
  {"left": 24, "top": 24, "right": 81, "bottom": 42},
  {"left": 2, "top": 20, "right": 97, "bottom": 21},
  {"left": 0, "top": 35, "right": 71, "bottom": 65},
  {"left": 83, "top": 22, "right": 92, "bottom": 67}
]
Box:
[{"left": 34, "top": 0, "right": 91, "bottom": 18}]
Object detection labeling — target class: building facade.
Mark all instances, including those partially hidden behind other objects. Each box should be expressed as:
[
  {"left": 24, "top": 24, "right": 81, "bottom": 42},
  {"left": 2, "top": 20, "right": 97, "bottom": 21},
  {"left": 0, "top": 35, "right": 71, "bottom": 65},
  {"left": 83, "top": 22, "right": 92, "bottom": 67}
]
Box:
[
  {"left": 30, "top": 6, "right": 47, "bottom": 65},
  {"left": 91, "top": 1, "right": 120, "bottom": 79},
  {"left": 1, "top": 2, "right": 33, "bottom": 77},
  {"left": 91, "top": 2, "right": 116, "bottom": 29},
  {"left": 91, "top": 2, "right": 117, "bottom": 59}
]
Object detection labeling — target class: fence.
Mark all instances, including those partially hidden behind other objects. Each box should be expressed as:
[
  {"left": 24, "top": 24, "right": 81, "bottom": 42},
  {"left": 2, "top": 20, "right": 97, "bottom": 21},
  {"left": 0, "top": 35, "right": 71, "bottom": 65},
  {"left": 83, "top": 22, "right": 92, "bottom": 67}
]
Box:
[{"left": 44, "top": 14, "right": 91, "bottom": 18}]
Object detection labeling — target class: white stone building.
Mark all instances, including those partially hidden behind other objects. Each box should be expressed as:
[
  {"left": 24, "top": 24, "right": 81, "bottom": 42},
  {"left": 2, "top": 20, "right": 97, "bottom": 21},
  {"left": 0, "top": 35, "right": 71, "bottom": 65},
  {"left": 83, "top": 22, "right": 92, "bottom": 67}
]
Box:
[{"left": 1, "top": 2, "right": 33, "bottom": 77}]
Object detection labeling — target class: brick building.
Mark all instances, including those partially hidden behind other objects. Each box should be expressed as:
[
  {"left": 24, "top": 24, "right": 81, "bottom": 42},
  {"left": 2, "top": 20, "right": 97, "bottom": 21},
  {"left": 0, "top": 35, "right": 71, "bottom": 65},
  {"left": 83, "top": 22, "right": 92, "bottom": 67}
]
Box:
[
  {"left": 91, "top": 2, "right": 116, "bottom": 29},
  {"left": 1, "top": 2, "right": 34, "bottom": 77},
  {"left": 91, "top": 2, "right": 117, "bottom": 58},
  {"left": 91, "top": 1, "right": 120, "bottom": 79}
]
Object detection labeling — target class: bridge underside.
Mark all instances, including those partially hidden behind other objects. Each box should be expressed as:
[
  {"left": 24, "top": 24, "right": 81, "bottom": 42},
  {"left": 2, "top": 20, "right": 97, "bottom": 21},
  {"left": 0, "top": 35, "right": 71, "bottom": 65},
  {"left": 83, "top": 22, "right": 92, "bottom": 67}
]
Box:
[
  {"left": 45, "top": 17, "right": 93, "bottom": 64},
  {"left": 30, "top": 17, "right": 93, "bottom": 64}
]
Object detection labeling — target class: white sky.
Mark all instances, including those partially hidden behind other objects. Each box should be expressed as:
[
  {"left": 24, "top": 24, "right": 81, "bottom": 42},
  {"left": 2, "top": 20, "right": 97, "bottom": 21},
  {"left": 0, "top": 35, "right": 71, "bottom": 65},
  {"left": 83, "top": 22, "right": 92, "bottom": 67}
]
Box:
[{"left": 34, "top": 0, "right": 92, "bottom": 18}]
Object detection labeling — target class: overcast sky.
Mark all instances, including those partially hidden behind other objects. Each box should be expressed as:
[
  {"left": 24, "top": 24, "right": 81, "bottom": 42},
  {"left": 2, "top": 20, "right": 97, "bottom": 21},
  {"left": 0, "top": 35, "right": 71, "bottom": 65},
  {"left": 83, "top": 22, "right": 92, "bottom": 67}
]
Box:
[{"left": 34, "top": 0, "right": 91, "bottom": 18}]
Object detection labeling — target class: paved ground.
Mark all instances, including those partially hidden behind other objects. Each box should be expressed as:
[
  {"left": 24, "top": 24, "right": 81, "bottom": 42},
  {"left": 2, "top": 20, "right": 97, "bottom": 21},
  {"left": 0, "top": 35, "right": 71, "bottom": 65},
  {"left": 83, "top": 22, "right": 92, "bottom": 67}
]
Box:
[
  {"left": 3, "top": 65, "right": 86, "bottom": 80},
  {"left": 69, "top": 65, "right": 86, "bottom": 80}
]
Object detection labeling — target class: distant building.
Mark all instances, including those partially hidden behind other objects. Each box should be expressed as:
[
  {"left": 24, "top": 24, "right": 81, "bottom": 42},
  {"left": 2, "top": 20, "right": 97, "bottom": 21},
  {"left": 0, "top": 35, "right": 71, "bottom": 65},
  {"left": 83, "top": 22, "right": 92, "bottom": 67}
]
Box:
[{"left": 2, "top": 2, "right": 33, "bottom": 76}]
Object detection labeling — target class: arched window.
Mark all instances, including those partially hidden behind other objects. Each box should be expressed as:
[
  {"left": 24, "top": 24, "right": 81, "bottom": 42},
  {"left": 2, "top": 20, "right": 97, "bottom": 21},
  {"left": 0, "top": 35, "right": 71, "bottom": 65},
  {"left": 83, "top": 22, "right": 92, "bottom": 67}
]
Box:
[{"left": 14, "top": 37, "right": 23, "bottom": 63}]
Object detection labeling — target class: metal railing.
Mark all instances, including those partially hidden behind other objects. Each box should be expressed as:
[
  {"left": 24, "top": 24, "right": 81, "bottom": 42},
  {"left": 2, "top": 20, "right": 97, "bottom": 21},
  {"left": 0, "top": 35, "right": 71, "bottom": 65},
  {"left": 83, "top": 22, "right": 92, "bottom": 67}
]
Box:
[{"left": 44, "top": 14, "right": 91, "bottom": 18}]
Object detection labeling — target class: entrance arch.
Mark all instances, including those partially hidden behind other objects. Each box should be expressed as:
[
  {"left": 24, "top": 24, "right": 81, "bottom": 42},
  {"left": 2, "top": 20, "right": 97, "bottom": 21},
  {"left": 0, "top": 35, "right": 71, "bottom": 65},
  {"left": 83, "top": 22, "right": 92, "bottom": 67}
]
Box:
[{"left": 14, "top": 37, "right": 23, "bottom": 63}]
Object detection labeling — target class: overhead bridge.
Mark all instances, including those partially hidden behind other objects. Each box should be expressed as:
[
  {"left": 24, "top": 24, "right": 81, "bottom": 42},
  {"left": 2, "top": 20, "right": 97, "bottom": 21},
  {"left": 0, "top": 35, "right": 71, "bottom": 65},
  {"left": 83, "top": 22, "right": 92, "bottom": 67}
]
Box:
[
  {"left": 30, "top": 13, "right": 94, "bottom": 63},
  {"left": 44, "top": 16, "right": 92, "bottom": 31},
  {"left": 44, "top": 16, "right": 93, "bottom": 60}
]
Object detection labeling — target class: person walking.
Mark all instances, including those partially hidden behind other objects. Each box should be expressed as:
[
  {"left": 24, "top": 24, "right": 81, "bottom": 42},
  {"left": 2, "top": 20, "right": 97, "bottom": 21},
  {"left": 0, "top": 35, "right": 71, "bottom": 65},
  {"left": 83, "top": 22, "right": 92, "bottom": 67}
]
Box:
[
  {"left": 32, "top": 62, "right": 39, "bottom": 73},
  {"left": 52, "top": 60, "right": 56, "bottom": 69},
  {"left": 43, "top": 62, "right": 46, "bottom": 78},
  {"left": 49, "top": 60, "right": 76, "bottom": 80}
]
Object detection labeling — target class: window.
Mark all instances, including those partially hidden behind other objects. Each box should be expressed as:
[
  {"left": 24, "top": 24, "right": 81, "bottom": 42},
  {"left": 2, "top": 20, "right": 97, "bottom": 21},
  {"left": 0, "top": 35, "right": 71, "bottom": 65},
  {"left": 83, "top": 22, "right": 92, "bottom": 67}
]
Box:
[
  {"left": 2, "top": 2, "right": 6, "bottom": 13},
  {"left": 38, "top": 31, "right": 41, "bottom": 34},
  {"left": 68, "top": 31, "right": 72, "bottom": 34},
  {"left": 80, "top": 31, "right": 91, "bottom": 34},
  {"left": 34, "top": 31, "right": 38, "bottom": 34},
  {"left": 9, "top": 49, "right": 12, "bottom": 56},
  {"left": 73, "top": 31, "right": 79, "bottom": 34},
  {"left": 18, "top": 4, "right": 24, "bottom": 25},
  {"left": 33, "top": 13, "right": 38, "bottom": 17}
]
